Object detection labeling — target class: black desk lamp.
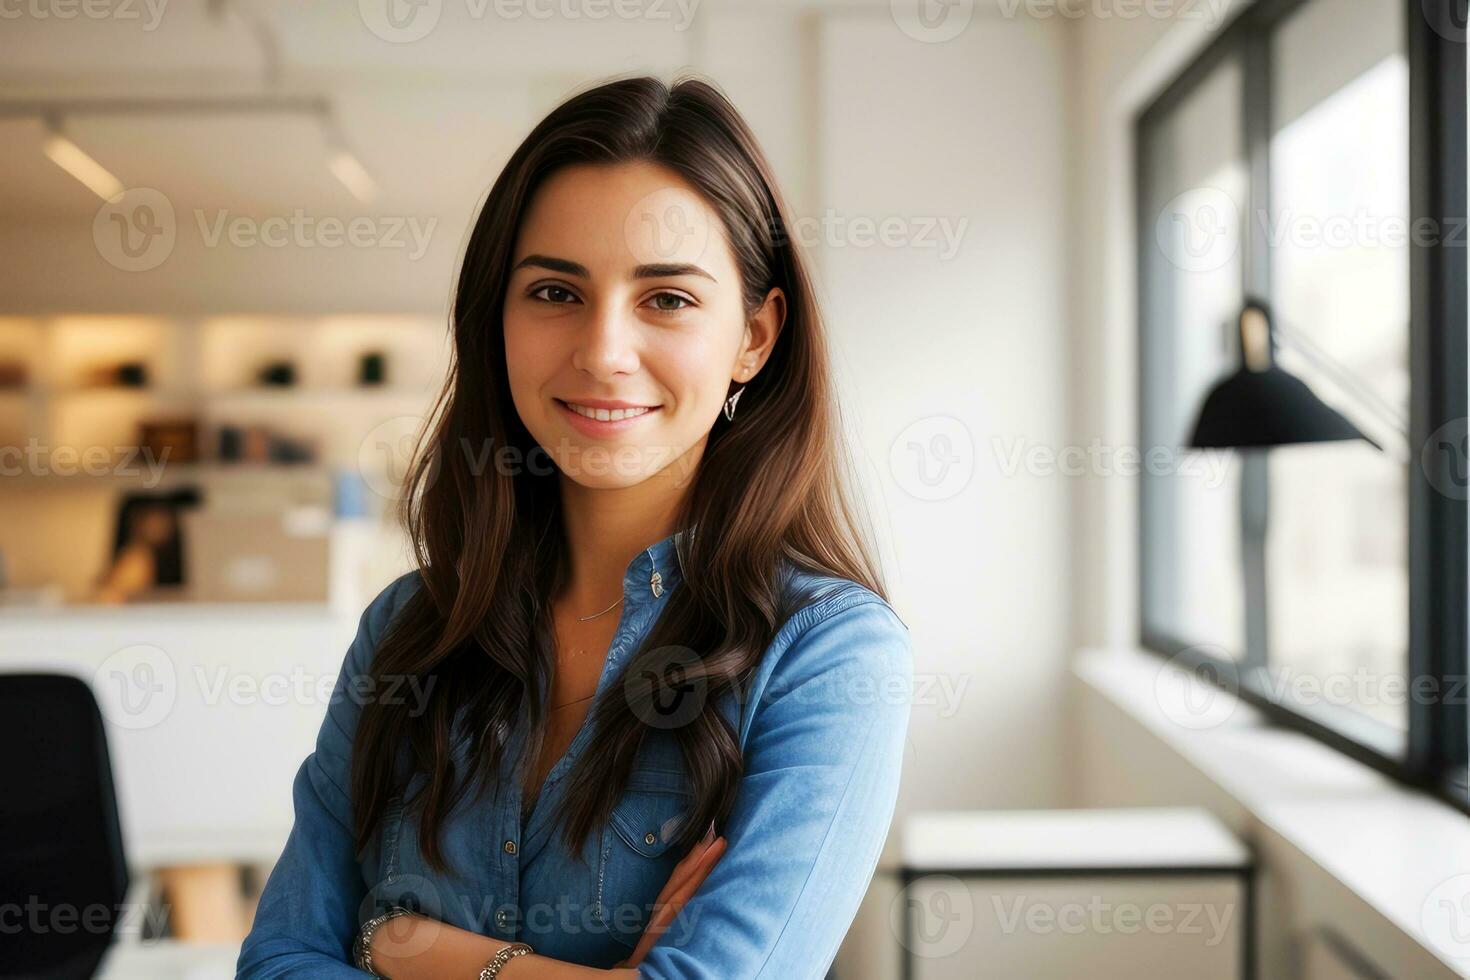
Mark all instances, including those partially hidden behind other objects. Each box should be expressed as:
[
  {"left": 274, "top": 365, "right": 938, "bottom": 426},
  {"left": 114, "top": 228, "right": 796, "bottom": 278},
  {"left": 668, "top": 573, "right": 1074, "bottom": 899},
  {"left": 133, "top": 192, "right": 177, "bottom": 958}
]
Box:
[{"left": 1188, "top": 299, "right": 1383, "bottom": 451}]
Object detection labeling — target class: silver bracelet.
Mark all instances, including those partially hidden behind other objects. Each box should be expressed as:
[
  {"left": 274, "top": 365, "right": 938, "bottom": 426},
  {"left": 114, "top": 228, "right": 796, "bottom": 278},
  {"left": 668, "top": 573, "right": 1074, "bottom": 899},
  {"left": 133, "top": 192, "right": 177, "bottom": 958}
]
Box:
[
  {"left": 478, "top": 942, "right": 534, "bottom": 979},
  {"left": 355, "top": 906, "right": 413, "bottom": 976}
]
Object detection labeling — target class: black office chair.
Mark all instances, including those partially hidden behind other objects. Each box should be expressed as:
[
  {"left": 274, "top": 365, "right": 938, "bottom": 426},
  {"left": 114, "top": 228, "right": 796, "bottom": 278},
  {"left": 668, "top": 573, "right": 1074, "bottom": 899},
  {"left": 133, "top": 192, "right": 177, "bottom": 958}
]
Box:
[{"left": 0, "top": 674, "right": 130, "bottom": 979}]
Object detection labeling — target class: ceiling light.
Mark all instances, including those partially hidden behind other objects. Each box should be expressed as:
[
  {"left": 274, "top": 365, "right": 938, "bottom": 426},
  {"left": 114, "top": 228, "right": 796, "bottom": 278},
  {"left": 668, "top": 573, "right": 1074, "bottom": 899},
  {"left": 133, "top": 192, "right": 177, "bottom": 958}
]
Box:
[{"left": 42, "top": 128, "right": 124, "bottom": 203}]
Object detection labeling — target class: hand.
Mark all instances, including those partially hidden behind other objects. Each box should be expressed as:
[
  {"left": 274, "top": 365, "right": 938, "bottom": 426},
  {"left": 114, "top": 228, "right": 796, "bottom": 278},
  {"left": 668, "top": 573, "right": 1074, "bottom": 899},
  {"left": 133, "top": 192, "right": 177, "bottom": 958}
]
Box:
[{"left": 613, "top": 826, "right": 727, "bottom": 969}]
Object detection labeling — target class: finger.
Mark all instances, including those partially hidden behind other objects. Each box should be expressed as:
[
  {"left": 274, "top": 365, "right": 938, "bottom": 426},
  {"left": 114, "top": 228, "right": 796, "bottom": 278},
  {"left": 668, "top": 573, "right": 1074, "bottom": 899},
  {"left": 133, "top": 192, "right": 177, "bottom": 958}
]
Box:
[
  {"left": 661, "top": 832, "right": 723, "bottom": 897},
  {"left": 630, "top": 836, "right": 729, "bottom": 966}
]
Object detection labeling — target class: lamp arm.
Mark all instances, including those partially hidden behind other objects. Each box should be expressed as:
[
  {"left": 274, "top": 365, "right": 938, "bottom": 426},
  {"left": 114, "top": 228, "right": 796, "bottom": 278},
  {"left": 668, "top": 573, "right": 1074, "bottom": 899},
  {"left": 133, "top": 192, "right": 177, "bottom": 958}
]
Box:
[{"left": 1270, "top": 317, "right": 1409, "bottom": 443}]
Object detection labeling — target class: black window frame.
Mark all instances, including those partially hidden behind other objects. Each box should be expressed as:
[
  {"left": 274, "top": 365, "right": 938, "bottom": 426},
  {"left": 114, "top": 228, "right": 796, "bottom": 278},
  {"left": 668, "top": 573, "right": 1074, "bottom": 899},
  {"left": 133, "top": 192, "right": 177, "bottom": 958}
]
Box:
[{"left": 1134, "top": 0, "right": 1468, "bottom": 804}]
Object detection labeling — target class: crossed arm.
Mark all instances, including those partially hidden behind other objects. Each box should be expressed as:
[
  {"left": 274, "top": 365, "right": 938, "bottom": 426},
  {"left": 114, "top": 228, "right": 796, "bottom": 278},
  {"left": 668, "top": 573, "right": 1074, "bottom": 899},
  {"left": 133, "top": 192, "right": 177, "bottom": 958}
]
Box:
[
  {"left": 235, "top": 575, "right": 911, "bottom": 980},
  {"left": 366, "top": 834, "right": 727, "bottom": 979}
]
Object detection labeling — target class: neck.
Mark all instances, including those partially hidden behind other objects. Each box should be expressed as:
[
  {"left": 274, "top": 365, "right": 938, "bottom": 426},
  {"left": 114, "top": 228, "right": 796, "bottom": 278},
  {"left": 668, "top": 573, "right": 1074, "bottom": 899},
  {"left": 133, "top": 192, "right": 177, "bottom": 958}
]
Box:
[{"left": 556, "top": 466, "right": 689, "bottom": 613}]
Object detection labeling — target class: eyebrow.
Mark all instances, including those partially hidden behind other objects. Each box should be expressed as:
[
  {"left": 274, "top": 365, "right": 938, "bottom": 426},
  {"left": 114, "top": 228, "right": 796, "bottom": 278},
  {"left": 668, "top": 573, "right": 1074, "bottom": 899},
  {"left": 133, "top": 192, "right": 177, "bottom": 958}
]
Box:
[{"left": 511, "top": 254, "right": 717, "bottom": 283}]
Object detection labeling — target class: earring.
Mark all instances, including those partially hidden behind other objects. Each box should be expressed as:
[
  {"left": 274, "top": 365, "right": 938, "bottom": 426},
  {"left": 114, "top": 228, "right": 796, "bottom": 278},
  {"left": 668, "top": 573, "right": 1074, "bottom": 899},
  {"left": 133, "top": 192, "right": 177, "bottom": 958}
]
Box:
[{"left": 724, "top": 385, "right": 746, "bottom": 422}]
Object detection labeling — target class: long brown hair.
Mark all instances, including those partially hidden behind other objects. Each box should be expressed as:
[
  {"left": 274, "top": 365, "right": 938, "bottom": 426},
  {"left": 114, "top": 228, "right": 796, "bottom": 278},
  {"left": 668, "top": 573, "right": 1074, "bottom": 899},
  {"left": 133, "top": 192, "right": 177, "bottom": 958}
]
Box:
[{"left": 351, "top": 72, "right": 887, "bottom": 872}]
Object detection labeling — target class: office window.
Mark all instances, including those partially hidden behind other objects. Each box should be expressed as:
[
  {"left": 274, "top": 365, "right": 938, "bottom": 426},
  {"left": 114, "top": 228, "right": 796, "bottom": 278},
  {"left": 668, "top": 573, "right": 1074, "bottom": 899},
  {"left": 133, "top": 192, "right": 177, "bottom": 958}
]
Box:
[
  {"left": 1137, "top": 0, "right": 1466, "bottom": 791},
  {"left": 1139, "top": 57, "right": 1247, "bottom": 659},
  {"left": 1265, "top": 0, "right": 1410, "bottom": 733}
]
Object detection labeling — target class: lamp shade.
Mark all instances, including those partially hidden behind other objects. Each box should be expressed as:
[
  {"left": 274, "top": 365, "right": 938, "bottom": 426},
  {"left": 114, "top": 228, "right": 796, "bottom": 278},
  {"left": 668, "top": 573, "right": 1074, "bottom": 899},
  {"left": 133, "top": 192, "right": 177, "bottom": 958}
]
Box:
[
  {"left": 1188, "top": 365, "right": 1382, "bottom": 449},
  {"left": 1186, "top": 300, "right": 1381, "bottom": 451}
]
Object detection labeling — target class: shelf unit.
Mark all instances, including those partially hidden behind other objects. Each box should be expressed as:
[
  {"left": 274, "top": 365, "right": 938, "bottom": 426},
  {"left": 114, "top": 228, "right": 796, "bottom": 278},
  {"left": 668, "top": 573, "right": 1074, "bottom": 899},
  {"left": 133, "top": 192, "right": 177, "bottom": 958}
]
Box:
[{"left": 0, "top": 314, "right": 449, "bottom": 603}]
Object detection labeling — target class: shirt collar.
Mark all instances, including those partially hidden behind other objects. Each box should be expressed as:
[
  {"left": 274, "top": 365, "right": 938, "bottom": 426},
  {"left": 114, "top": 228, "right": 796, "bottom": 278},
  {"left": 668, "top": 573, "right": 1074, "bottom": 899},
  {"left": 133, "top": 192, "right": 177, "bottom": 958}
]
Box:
[{"left": 621, "top": 523, "right": 696, "bottom": 604}]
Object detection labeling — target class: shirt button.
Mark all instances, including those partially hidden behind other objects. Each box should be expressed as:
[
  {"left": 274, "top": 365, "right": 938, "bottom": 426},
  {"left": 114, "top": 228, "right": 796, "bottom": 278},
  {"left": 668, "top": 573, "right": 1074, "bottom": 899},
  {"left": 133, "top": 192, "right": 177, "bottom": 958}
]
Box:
[
  {"left": 645, "top": 832, "right": 657, "bottom": 845},
  {"left": 504, "top": 840, "right": 517, "bottom": 854},
  {"left": 495, "top": 909, "right": 510, "bottom": 928}
]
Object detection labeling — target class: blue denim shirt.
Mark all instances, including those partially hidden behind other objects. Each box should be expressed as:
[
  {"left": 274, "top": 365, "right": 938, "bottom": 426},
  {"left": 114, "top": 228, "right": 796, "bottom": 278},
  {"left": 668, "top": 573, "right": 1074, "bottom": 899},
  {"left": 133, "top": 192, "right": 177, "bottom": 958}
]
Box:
[{"left": 236, "top": 530, "right": 913, "bottom": 979}]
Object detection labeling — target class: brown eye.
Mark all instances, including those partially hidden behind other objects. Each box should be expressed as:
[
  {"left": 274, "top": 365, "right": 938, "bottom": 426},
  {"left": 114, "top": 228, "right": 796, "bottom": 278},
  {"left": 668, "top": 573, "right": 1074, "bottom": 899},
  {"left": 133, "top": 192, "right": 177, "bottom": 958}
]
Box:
[
  {"left": 531, "top": 284, "right": 579, "bottom": 304},
  {"left": 647, "top": 292, "right": 693, "bottom": 313}
]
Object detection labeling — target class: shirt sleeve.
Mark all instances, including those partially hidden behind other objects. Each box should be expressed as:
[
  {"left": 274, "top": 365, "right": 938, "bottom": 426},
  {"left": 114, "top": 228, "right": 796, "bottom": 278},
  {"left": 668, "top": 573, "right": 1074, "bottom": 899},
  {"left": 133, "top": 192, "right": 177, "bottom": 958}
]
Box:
[
  {"left": 636, "top": 594, "right": 914, "bottom": 980},
  {"left": 236, "top": 572, "right": 418, "bottom": 979}
]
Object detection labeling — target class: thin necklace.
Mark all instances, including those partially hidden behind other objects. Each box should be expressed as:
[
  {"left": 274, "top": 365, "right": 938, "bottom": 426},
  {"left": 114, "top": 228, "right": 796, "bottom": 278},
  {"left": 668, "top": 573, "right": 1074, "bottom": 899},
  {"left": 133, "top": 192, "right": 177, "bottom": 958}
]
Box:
[
  {"left": 576, "top": 595, "right": 623, "bottom": 622},
  {"left": 573, "top": 538, "right": 668, "bottom": 620}
]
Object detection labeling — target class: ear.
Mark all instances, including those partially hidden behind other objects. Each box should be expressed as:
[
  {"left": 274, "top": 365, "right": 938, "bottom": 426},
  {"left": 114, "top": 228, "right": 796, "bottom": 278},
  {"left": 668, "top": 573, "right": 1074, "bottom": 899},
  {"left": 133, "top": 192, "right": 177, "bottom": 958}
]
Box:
[{"left": 735, "top": 286, "right": 786, "bottom": 382}]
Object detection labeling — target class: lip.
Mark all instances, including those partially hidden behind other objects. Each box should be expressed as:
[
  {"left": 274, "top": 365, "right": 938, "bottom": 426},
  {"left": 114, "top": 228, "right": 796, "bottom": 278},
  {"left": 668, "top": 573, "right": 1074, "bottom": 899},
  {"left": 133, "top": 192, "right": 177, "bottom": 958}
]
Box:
[
  {"left": 555, "top": 398, "right": 661, "bottom": 437},
  {"left": 560, "top": 398, "right": 656, "bottom": 410}
]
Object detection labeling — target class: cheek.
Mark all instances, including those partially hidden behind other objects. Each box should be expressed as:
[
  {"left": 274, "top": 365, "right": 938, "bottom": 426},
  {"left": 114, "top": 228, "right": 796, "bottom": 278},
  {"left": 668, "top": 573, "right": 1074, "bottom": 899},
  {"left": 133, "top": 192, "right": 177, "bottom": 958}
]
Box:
[
  {"left": 655, "top": 339, "right": 737, "bottom": 421},
  {"left": 502, "top": 316, "right": 550, "bottom": 391}
]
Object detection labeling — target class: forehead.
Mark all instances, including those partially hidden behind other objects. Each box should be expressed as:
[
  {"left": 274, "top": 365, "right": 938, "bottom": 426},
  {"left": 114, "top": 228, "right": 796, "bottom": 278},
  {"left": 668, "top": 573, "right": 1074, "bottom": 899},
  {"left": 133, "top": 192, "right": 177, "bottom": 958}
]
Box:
[{"left": 513, "top": 160, "right": 734, "bottom": 277}]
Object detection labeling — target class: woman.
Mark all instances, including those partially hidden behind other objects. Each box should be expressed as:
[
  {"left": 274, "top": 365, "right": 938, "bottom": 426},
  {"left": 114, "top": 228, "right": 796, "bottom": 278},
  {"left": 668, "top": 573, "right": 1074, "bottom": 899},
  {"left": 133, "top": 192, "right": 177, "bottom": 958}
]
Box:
[{"left": 236, "top": 73, "right": 913, "bottom": 979}]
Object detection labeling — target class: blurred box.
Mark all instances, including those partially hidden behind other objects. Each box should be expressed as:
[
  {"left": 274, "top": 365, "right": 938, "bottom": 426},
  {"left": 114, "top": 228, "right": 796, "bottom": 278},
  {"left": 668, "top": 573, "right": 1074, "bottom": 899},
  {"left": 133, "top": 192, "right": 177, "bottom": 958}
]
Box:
[{"left": 181, "top": 510, "right": 330, "bottom": 603}]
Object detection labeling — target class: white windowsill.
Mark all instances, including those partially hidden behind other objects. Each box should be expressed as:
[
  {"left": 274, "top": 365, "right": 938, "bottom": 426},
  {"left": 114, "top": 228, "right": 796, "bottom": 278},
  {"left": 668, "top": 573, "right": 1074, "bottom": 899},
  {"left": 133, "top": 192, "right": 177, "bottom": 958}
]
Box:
[{"left": 1075, "top": 646, "right": 1470, "bottom": 979}]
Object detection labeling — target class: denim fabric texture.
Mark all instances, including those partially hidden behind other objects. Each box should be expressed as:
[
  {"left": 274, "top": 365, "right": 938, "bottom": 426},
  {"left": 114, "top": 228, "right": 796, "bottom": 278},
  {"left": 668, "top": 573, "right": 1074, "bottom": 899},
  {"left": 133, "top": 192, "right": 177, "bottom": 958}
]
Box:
[{"left": 236, "top": 528, "right": 913, "bottom": 979}]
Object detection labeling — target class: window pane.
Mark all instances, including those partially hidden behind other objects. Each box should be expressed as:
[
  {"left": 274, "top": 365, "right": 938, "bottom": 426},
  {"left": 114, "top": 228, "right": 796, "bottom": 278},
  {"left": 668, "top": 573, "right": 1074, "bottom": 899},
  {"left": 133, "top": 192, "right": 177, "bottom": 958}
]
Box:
[
  {"left": 1267, "top": 0, "right": 1409, "bottom": 732},
  {"left": 1140, "top": 56, "right": 1247, "bottom": 657}
]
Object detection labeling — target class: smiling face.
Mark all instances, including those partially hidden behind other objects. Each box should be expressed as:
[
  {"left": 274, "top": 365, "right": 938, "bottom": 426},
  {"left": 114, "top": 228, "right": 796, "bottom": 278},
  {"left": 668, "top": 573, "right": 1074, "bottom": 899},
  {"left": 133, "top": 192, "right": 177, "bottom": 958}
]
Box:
[{"left": 503, "top": 160, "right": 784, "bottom": 490}]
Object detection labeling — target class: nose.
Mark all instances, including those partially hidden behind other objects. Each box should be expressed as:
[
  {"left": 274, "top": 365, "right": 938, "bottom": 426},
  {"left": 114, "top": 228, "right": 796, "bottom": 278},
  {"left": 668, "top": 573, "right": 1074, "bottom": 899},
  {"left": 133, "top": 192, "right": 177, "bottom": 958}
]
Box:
[{"left": 571, "top": 299, "right": 640, "bottom": 380}]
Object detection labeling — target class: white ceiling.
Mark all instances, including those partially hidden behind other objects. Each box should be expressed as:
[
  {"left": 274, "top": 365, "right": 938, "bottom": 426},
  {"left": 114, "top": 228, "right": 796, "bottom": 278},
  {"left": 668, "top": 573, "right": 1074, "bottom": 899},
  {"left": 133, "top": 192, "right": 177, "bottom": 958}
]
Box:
[{"left": 0, "top": 0, "right": 749, "bottom": 221}]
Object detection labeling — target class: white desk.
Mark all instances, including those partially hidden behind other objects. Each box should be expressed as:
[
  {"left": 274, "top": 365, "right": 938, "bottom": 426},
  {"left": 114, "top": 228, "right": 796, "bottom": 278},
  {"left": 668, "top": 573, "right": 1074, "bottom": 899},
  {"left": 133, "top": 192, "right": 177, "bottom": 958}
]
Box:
[{"left": 898, "top": 807, "right": 1254, "bottom": 980}]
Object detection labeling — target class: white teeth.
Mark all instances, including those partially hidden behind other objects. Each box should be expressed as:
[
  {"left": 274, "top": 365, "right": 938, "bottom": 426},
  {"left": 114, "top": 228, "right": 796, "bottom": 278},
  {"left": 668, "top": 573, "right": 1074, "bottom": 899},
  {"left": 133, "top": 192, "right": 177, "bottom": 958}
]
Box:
[{"left": 566, "top": 402, "right": 653, "bottom": 422}]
